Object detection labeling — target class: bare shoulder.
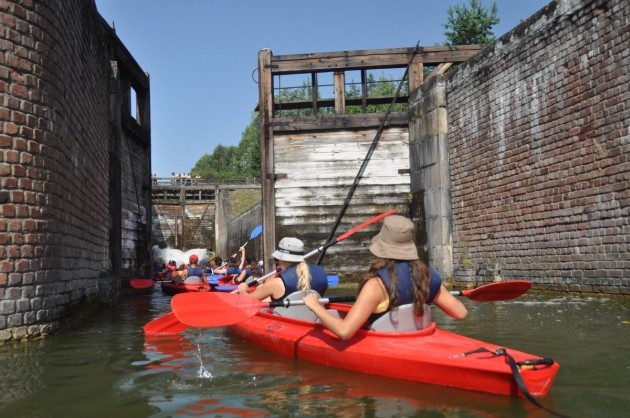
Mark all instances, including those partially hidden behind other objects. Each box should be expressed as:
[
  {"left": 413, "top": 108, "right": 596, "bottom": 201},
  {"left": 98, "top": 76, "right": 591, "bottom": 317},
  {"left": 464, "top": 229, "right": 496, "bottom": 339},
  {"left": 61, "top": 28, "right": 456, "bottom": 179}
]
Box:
[{"left": 356, "top": 277, "right": 387, "bottom": 304}]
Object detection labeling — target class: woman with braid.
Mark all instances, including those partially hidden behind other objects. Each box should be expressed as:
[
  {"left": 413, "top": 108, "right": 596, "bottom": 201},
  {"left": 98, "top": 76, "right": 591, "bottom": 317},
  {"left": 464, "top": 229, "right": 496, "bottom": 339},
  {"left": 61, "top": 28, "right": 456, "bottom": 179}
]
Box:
[{"left": 237, "top": 237, "right": 328, "bottom": 301}]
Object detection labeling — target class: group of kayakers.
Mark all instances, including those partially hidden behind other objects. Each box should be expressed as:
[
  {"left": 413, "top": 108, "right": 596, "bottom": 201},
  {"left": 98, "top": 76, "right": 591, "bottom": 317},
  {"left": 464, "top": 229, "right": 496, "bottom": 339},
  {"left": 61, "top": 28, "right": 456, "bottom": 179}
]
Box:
[
  {"left": 155, "top": 247, "right": 264, "bottom": 288},
  {"left": 155, "top": 215, "right": 468, "bottom": 339}
]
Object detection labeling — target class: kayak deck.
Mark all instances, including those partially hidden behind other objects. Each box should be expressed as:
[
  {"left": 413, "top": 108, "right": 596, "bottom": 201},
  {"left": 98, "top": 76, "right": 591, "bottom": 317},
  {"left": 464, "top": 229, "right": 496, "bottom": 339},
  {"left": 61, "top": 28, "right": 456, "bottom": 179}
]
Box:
[{"left": 228, "top": 303, "right": 559, "bottom": 397}]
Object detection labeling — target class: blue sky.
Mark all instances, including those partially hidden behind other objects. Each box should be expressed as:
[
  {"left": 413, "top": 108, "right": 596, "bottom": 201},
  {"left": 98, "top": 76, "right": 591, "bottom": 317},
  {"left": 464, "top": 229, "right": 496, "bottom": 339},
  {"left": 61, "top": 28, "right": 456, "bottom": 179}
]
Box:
[{"left": 95, "top": 0, "right": 551, "bottom": 177}]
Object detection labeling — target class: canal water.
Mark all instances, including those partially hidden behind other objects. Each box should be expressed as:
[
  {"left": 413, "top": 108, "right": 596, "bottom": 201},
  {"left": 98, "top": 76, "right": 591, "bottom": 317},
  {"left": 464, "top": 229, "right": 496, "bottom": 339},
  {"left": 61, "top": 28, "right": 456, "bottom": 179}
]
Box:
[{"left": 0, "top": 284, "right": 627, "bottom": 418}]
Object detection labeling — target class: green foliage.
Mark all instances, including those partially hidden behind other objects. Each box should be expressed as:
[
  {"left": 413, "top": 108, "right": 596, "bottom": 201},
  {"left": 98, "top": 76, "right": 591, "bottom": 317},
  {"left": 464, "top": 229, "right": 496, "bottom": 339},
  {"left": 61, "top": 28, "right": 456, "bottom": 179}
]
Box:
[
  {"left": 346, "top": 72, "right": 408, "bottom": 114},
  {"left": 191, "top": 112, "right": 261, "bottom": 180},
  {"left": 443, "top": 0, "right": 500, "bottom": 45}
]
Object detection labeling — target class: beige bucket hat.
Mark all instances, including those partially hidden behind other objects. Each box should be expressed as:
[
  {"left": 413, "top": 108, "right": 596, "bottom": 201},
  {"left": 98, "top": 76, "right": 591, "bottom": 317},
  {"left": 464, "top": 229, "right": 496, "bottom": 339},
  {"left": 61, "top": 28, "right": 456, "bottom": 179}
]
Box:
[
  {"left": 272, "top": 237, "right": 306, "bottom": 262},
  {"left": 369, "top": 215, "right": 419, "bottom": 260}
]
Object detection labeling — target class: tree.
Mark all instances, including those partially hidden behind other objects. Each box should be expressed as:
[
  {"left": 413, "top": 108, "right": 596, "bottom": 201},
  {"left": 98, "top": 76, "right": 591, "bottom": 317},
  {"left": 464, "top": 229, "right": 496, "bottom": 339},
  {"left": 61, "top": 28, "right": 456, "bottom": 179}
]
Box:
[
  {"left": 191, "top": 112, "right": 261, "bottom": 180},
  {"left": 346, "top": 72, "right": 408, "bottom": 114},
  {"left": 443, "top": 0, "right": 500, "bottom": 45}
]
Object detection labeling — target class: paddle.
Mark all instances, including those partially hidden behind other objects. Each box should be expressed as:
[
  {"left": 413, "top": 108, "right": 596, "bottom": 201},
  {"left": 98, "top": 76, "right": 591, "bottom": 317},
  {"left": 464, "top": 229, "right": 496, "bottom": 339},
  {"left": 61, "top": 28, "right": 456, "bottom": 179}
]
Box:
[
  {"left": 243, "top": 224, "right": 263, "bottom": 247},
  {"left": 242, "top": 210, "right": 398, "bottom": 288},
  {"left": 327, "top": 275, "right": 340, "bottom": 287},
  {"left": 172, "top": 280, "right": 533, "bottom": 328},
  {"left": 172, "top": 292, "right": 357, "bottom": 327},
  {"left": 143, "top": 312, "right": 189, "bottom": 334},
  {"left": 450, "top": 280, "right": 532, "bottom": 301},
  {"left": 144, "top": 211, "right": 395, "bottom": 334},
  {"left": 214, "top": 224, "right": 263, "bottom": 271}
]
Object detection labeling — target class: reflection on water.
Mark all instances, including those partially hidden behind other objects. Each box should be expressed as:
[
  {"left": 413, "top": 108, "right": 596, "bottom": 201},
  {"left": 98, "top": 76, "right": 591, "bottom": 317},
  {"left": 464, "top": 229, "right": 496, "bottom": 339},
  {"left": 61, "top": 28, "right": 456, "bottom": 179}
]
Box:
[{"left": 0, "top": 286, "right": 628, "bottom": 417}]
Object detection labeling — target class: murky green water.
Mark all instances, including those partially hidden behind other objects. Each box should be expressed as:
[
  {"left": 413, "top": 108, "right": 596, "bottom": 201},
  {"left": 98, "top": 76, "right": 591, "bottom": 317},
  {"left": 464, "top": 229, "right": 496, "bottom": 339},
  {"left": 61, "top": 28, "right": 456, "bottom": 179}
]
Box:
[{"left": 0, "top": 285, "right": 628, "bottom": 418}]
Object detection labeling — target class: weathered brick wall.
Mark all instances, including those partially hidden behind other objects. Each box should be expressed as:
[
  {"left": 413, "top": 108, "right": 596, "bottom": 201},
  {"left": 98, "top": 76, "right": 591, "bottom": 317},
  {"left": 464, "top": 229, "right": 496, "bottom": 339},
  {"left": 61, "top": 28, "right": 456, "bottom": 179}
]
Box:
[
  {"left": 0, "top": 0, "right": 151, "bottom": 341},
  {"left": 446, "top": 0, "right": 628, "bottom": 294}
]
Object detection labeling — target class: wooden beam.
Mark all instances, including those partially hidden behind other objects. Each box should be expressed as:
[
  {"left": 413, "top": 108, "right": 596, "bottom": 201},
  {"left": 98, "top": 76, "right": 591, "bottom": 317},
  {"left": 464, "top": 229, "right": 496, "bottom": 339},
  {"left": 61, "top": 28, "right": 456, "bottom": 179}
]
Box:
[
  {"left": 271, "top": 95, "right": 409, "bottom": 111},
  {"left": 269, "top": 46, "right": 482, "bottom": 74},
  {"left": 270, "top": 112, "right": 408, "bottom": 132}
]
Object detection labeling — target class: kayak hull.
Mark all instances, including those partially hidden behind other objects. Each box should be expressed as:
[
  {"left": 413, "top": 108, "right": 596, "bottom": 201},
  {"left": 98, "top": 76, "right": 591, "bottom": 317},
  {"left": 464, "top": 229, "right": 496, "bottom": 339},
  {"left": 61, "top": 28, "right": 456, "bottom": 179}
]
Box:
[
  {"left": 160, "top": 276, "right": 236, "bottom": 296},
  {"left": 228, "top": 303, "right": 559, "bottom": 397}
]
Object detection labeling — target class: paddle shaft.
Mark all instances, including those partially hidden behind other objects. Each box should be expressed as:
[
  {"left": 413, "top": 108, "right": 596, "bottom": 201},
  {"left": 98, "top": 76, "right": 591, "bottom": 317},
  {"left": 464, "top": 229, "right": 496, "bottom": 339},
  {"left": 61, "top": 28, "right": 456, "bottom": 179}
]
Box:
[
  {"left": 269, "top": 295, "right": 356, "bottom": 309},
  {"left": 244, "top": 210, "right": 397, "bottom": 288}
]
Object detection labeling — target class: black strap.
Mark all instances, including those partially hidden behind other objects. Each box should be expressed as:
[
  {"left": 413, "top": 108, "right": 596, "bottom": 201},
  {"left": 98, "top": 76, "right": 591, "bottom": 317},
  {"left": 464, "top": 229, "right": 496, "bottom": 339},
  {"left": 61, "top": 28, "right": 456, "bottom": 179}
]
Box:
[{"left": 457, "top": 347, "right": 570, "bottom": 418}]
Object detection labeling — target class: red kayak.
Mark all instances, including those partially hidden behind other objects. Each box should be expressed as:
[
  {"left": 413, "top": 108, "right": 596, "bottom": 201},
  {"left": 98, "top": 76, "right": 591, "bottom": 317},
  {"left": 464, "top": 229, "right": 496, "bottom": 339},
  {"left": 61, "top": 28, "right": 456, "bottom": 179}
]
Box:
[
  {"left": 160, "top": 281, "right": 212, "bottom": 295},
  {"left": 160, "top": 275, "right": 235, "bottom": 296},
  {"left": 228, "top": 302, "right": 559, "bottom": 397}
]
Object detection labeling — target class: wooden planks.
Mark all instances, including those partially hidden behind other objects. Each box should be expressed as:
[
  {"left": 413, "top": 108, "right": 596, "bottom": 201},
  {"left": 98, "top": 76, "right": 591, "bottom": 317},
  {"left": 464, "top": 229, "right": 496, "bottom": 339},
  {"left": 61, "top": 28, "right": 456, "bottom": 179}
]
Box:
[{"left": 269, "top": 46, "right": 482, "bottom": 74}]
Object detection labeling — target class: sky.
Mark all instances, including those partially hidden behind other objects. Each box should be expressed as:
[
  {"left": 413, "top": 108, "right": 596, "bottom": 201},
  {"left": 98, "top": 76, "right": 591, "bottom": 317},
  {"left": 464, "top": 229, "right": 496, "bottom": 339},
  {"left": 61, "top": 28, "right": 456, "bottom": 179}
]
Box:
[{"left": 94, "top": 0, "right": 551, "bottom": 178}]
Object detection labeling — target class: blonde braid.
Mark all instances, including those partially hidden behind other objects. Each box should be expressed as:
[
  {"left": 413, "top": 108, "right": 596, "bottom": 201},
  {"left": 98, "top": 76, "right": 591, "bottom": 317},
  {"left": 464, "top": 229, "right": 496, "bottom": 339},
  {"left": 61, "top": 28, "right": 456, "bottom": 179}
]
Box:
[{"left": 296, "top": 261, "right": 312, "bottom": 291}]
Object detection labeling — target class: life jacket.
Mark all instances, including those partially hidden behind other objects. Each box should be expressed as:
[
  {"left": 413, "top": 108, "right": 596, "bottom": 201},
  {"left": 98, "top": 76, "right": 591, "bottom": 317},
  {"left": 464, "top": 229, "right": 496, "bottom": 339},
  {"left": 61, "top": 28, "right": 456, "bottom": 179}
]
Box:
[
  {"left": 370, "top": 262, "right": 441, "bottom": 323},
  {"left": 275, "top": 264, "right": 328, "bottom": 301},
  {"left": 243, "top": 266, "right": 262, "bottom": 279},
  {"left": 226, "top": 266, "right": 241, "bottom": 275},
  {"left": 186, "top": 266, "right": 203, "bottom": 278}
]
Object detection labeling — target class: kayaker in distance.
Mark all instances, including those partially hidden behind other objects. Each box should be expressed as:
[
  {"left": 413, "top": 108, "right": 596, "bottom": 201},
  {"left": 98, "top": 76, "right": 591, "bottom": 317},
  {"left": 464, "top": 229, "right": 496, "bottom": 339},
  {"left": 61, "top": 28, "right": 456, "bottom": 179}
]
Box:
[
  {"left": 236, "top": 237, "right": 328, "bottom": 301},
  {"left": 234, "top": 247, "right": 263, "bottom": 284},
  {"left": 174, "top": 254, "right": 209, "bottom": 286},
  {"left": 303, "top": 215, "right": 468, "bottom": 340},
  {"left": 213, "top": 252, "right": 244, "bottom": 277}
]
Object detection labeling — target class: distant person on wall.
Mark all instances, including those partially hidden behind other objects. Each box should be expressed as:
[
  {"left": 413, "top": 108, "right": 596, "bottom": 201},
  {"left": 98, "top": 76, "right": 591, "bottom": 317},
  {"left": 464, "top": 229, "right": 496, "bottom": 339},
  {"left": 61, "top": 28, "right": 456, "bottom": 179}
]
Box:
[
  {"left": 171, "top": 172, "right": 176, "bottom": 185},
  {"left": 152, "top": 173, "right": 158, "bottom": 185}
]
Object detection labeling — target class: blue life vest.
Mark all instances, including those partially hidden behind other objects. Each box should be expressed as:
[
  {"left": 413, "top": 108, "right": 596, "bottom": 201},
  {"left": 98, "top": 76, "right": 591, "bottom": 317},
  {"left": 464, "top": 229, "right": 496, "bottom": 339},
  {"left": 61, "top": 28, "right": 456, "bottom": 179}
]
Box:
[
  {"left": 276, "top": 264, "right": 328, "bottom": 300},
  {"left": 226, "top": 266, "right": 241, "bottom": 275},
  {"left": 187, "top": 266, "right": 203, "bottom": 278},
  {"left": 243, "top": 266, "right": 263, "bottom": 279},
  {"left": 376, "top": 262, "right": 442, "bottom": 306}
]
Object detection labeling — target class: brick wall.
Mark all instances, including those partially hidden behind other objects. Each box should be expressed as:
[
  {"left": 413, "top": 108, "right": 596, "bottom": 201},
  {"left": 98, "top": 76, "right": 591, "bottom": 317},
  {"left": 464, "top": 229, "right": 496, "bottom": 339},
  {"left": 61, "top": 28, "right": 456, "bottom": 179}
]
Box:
[
  {"left": 0, "top": 0, "right": 151, "bottom": 341},
  {"left": 445, "top": 0, "right": 628, "bottom": 294}
]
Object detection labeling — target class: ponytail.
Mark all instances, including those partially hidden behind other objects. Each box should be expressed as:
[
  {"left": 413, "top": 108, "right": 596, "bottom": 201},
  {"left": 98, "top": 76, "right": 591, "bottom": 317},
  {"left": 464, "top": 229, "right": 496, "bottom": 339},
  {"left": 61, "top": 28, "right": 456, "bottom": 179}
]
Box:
[{"left": 296, "top": 261, "right": 312, "bottom": 291}]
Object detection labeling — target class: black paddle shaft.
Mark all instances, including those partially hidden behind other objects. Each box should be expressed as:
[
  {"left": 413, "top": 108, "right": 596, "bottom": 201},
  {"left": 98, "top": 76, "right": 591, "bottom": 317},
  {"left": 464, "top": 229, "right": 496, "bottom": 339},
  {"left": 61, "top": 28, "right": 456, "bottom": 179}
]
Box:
[
  {"left": 269, "top": 296, "right": 356, "bottom": 308},
  {"left": 316, "top": 43, "right": 421, "bottom": 265}
]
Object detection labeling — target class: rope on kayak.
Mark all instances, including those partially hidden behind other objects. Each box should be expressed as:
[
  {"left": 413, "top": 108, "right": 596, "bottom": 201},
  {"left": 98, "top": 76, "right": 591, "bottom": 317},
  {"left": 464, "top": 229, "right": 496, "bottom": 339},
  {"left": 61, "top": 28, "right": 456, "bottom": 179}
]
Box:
[{"left": 455, "top": 347, "right": 571, "bottom": 418}]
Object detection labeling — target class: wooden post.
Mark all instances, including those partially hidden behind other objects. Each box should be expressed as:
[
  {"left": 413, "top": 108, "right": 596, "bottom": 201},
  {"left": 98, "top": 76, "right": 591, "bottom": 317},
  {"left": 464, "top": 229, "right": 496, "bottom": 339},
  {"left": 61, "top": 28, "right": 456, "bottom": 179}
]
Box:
[
  {"left": 334, "top": 71, "right": 345, "bottom": 115},
  {"left": 361, "top": 69, "right": 367, "bottom": 113},
  {"left": 258, "top": 49, "right": 276, "bottom": 271},
  {"left": 180, "top": 188, "right": 186, "bottom": 250},
  {"left": 311, "top": 73, "right": 318, "bottom": 116},
  {"left": 408, "top": 54, "right": 424, "bottom": 93}
]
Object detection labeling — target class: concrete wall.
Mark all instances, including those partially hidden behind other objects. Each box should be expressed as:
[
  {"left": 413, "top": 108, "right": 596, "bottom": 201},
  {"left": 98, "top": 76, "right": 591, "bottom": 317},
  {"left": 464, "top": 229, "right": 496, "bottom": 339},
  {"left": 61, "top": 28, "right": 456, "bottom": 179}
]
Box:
[
  {"left": 410, "top": 0, "right": 628, "bottom": 294},
  {"left": 0, "top": 0, "right": 151, "bottom": 341}
]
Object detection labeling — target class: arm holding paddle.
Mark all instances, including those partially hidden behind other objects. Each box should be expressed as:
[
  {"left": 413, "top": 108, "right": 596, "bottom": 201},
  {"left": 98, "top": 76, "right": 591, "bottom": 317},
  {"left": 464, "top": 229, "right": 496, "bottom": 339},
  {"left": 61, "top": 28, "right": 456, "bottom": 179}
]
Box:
[{"left": 237, "top": 237, "right": 329, "bottom": 301}]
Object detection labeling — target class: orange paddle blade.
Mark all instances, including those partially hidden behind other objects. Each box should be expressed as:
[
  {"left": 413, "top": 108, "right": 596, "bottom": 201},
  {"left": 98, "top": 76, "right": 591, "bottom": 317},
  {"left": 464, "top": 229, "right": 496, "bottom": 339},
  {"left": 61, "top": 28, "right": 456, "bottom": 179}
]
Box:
[
  {"left": 130, "top": 278, "right": 155, "bottom": 289},
  {"left": 143, "top": 312, "right": 189, "bottom": 335},
  {"left": 460, "top": 280, "right": 532, "bottom": 301},
  {"left": 172, "top": 292, "right": 265, "bottom": 328}
]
